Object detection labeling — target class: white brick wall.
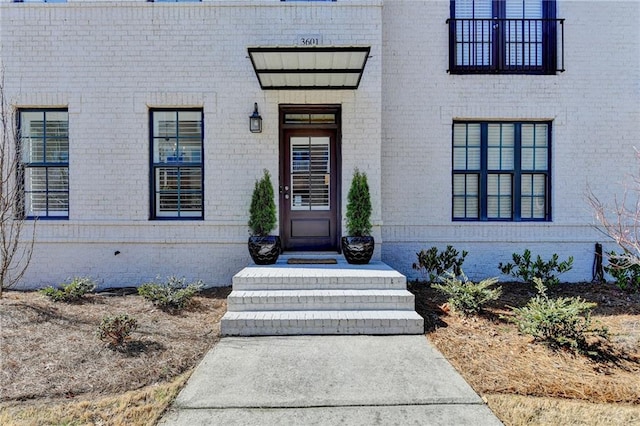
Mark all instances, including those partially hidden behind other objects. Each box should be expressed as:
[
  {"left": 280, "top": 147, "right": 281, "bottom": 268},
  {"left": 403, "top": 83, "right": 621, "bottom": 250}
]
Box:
[{"left": 1, "top": 0, "right": 638, "bottom": 287}]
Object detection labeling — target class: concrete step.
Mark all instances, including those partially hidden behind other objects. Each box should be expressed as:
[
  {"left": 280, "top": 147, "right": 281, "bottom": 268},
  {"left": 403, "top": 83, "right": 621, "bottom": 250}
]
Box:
[
  {"left": 221, "top": 310, "right": 425, "bottom": 336},
  {"left": 227, "top": 289, "right": 416, "bottom": 311}
]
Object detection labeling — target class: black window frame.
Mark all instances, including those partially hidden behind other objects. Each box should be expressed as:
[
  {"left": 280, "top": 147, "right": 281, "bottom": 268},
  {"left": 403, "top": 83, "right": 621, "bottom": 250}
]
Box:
[
  {"left": 452, "top": 120, "right": 552, "bottom": 222},
  {"left": 150, "top": 108, "right": 204, "bottom": 220},
  {"left": 448, "top": 0, "right": 562, "bottom": 75},
  {"left": 18, "top": 108, "right": 70, "bottom": 220}
]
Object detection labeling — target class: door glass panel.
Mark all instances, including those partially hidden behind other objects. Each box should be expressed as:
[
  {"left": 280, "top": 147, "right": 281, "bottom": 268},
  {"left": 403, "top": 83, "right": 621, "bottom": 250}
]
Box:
[
  {"left": 455, "top": 0, "right": 492, "bottom": 67},
  {"left": 505, "top": 0, "right": 543, "bottom": 67},
  {"left": 290, "top": 136, "right": 330, "bottom": 211}
]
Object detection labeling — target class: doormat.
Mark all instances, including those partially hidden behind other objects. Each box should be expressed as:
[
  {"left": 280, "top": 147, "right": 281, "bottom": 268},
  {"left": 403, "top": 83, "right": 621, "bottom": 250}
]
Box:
[{"left": 287, "top": 258, "right": 338, "bottom": 265}]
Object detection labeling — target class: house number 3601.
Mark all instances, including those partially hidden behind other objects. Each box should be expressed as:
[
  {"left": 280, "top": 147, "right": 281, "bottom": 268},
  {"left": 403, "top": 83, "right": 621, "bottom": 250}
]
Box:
[{"left": 300, "top": 37, "right": 320, "bottom": 46}]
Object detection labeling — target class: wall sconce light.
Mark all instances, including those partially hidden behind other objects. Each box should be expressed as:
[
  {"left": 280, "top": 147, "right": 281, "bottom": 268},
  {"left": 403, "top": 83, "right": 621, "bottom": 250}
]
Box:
[{"left": 249, "top": 103, "right": 262, "bottom": 133}]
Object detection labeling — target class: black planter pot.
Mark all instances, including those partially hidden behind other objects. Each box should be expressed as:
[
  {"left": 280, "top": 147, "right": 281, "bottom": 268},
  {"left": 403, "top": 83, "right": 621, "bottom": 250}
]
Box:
[
  {"left": 248, "top": 236, "right": 281, "bottom": 265},
  {"left": 341, "top": 236, "right": 375, "bottom": 265}
]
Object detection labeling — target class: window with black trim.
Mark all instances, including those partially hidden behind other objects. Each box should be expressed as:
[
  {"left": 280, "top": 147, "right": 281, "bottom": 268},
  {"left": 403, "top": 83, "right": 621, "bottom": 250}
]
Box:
[
  {"left": 150, "top": 109, "right": 203, "bottom": 219},
  {"left": 448, "top": 0, "right": 563, "bottom": 74},
  {"left": 452, "top": 121, "right": 551, "bottom": 221},
  {"left": 13, "top": 0, "right": 67, "bottom": 3},
  {"left": 19, "top": 109, "right": 69, "bottom": 219}
]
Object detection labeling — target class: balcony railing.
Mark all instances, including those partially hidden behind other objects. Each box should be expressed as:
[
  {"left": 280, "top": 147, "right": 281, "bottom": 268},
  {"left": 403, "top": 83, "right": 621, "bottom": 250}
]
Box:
[{"left": 447, "top": 18, "right": 565, "bottom": 75}]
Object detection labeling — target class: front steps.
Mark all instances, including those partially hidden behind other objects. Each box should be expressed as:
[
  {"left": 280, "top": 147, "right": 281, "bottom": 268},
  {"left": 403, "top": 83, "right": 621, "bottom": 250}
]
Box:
[{"left": 221, "top": 255, "right": 424, "bottom": 336}]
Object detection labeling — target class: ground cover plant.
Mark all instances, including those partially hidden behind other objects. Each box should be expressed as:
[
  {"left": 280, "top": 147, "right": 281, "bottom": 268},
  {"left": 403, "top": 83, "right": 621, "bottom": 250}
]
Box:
[
  {"left": 605, "top": 250, "right": 640, "bottom": 293},
  {"left": 96, "top": 313, "right": 139, "bottom": 350},
  {"left": 508, "top": 278, "right": 609, "bottom": 354},
  {"left": 431, "top": 271, "right": 501, "bottom": 316},
  {"left": 499, "top": 249, "right": 574, "bottom": 286},
  {"left": 412, "top": 245, "right": 468, "bottom": 282},
  {"left": 39, "top": 277, "right": 96, "bottom": 302},
  {"left": 138, "top": 276, "right": 203, "bottom": 311}
]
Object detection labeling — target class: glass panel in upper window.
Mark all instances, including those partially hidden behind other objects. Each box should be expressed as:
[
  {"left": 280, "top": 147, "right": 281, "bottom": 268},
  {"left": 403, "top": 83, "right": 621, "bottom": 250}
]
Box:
[
  {"left": 487, "top": 123, "right": 514, "bottom": 170},
  {"left": 453, "top": 123, "right": 481, "bottom": 170},
  {"left": 20, "top": 111, "right": 69, "bottom": 164},
  {"left": 153, "top": 111, "right": 202, "bottom": 164},
  {"left": 521, "top": 123, "right": 548, "bottom": 170}
]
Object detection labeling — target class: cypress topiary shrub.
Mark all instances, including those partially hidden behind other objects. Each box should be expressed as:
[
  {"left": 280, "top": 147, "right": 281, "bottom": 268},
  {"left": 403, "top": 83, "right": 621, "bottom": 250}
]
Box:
[
  {"left": 247, "top": 169, "right": 280, "bottom": 264},
  {"left": 345, "top": 168, "right": 372, "bottom": 237},
  {"left": 248, "top": 169, "right": 277, "bottom": 237},
  {"left": 342, "top": 168, "right": 374, "bottom": 264}
]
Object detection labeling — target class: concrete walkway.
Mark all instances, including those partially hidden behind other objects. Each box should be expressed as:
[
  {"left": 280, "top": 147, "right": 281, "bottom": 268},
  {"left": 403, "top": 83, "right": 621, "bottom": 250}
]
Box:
[{"left": 159, "top": 335, "right": 503, "bottom": 425}]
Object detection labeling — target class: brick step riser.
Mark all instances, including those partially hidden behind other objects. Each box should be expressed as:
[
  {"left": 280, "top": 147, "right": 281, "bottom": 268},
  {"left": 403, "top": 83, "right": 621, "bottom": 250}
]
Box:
[
  {"left": 227, "top": 296, "right": 416, "bottom": 312},
  {"left": 222, "top": 327, "right": 421, "bottom": 336},
  {"left": 227, "top": 302, "right": 416, "bottom": 311},
  {"left": 221, "top": 319, "right": 423, "bottom": 336},
  {"left": 220, "top": 311, "right": 424, "bottom": 336},
  {"left": 231, "top": 282, "right": 407, "bottom": 291}
]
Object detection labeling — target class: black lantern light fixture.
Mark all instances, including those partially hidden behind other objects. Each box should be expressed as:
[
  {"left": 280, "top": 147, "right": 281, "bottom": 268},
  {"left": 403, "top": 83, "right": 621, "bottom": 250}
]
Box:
[{"left": 249, "top": 102, "right": 262, "bottom": 133}]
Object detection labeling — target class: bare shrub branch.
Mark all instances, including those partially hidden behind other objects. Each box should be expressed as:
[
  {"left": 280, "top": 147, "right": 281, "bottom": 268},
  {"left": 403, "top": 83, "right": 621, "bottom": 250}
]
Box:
[
  {"left": 586, "top": 148, "right": 640, "bottom": 268},
  {"left": 0, "top": 67, "right": 36, "bottom": 296}
]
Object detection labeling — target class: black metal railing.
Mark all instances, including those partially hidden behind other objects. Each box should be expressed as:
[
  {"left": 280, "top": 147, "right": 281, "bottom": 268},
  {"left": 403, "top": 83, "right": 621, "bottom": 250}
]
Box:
[{"left": 447, "top": 18, "right": 565, "bottom": 75}]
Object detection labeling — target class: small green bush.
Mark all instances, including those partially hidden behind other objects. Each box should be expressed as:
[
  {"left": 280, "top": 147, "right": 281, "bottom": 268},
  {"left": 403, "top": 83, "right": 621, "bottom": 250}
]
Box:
[
  {"left": 604, "top": 251, "right": 640, "bottom": 293},
  {"left": 345, "top": 168, "right": 372, "bottom": 236},
  {"left": 138, "top": 276, "right": 203, "bottom": 311},
  {"left": 431, "top": 271, "right": 502, "bottom": 316},
  {"left": 412, "top": 245, "right": 468, "bottom": 282},
  {"left": 96, "top": 313, "right": 138, "bottom": 349},
  {"left": 248, "top": 169, "right": 277, "bottom": 237},
  {"left": 508, "top": 278, "right": 608, "bottom": 353},
  {"left": 39, "top": 277, "right": 96, "bottom": 302},
  {"left": 498, "top": 249, "right": 573, "bottom": 286}
]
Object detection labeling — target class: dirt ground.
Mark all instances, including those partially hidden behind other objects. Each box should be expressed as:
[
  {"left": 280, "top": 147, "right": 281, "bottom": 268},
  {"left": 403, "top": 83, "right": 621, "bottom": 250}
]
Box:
[
  {"left": 0, "top": 281, "right": 639, "bottom": 424},
  {"left": 0, "top": 287, "right": 229, "bottom": 403},
  {"left": 409, "top": 280, "right": 640, "bottom": 404}
]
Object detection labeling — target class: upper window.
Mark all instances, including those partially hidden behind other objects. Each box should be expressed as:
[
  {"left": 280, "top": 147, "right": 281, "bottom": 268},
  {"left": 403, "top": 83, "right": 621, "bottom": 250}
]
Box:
[
  {"left": 150, "top": 109, "right": 204, "bottom": 220},
  {"left": 452, "top": 121, "right": 551, "bottom": 221},
  {"left": 448, "top": 0, "right": 563, "bottom": 74},
  {"left": 19, "top": 109, "right": 69, "bottom": 219},
  {"left": 13, "top": 0, "right": 67, "bottom": 3}
]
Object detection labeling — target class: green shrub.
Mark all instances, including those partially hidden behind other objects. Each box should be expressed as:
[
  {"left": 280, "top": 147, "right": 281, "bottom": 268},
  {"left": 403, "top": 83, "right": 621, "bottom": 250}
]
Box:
[
  {"left": 248, "top": 169, "right": 277, "bottom": 236},
  {"left": 508, "top": 278, "right": 608, "bottom": 353},
  {"left": 96, "top": 313, "right": 138, "bottom": 348},
  {"left": 345, "top": 168, "right": 372, "bottom": 237},
  {"left": 604, "top": 251, "right": 640, "bottom": 293},
  {"left": 412, "top": 245, "right": 468, "bottom": 282},
  {"left": 498, "top": 249, "right": 573, "bottom": 286},
  {"left": 39, "top": 277, "right": 96, "bottom": 302},
  {"left": 431, "top": 271, "right": 501, "bottom": 316},
  {"left": 138, "top": 276, "right": 203, "bottom": 311}
]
